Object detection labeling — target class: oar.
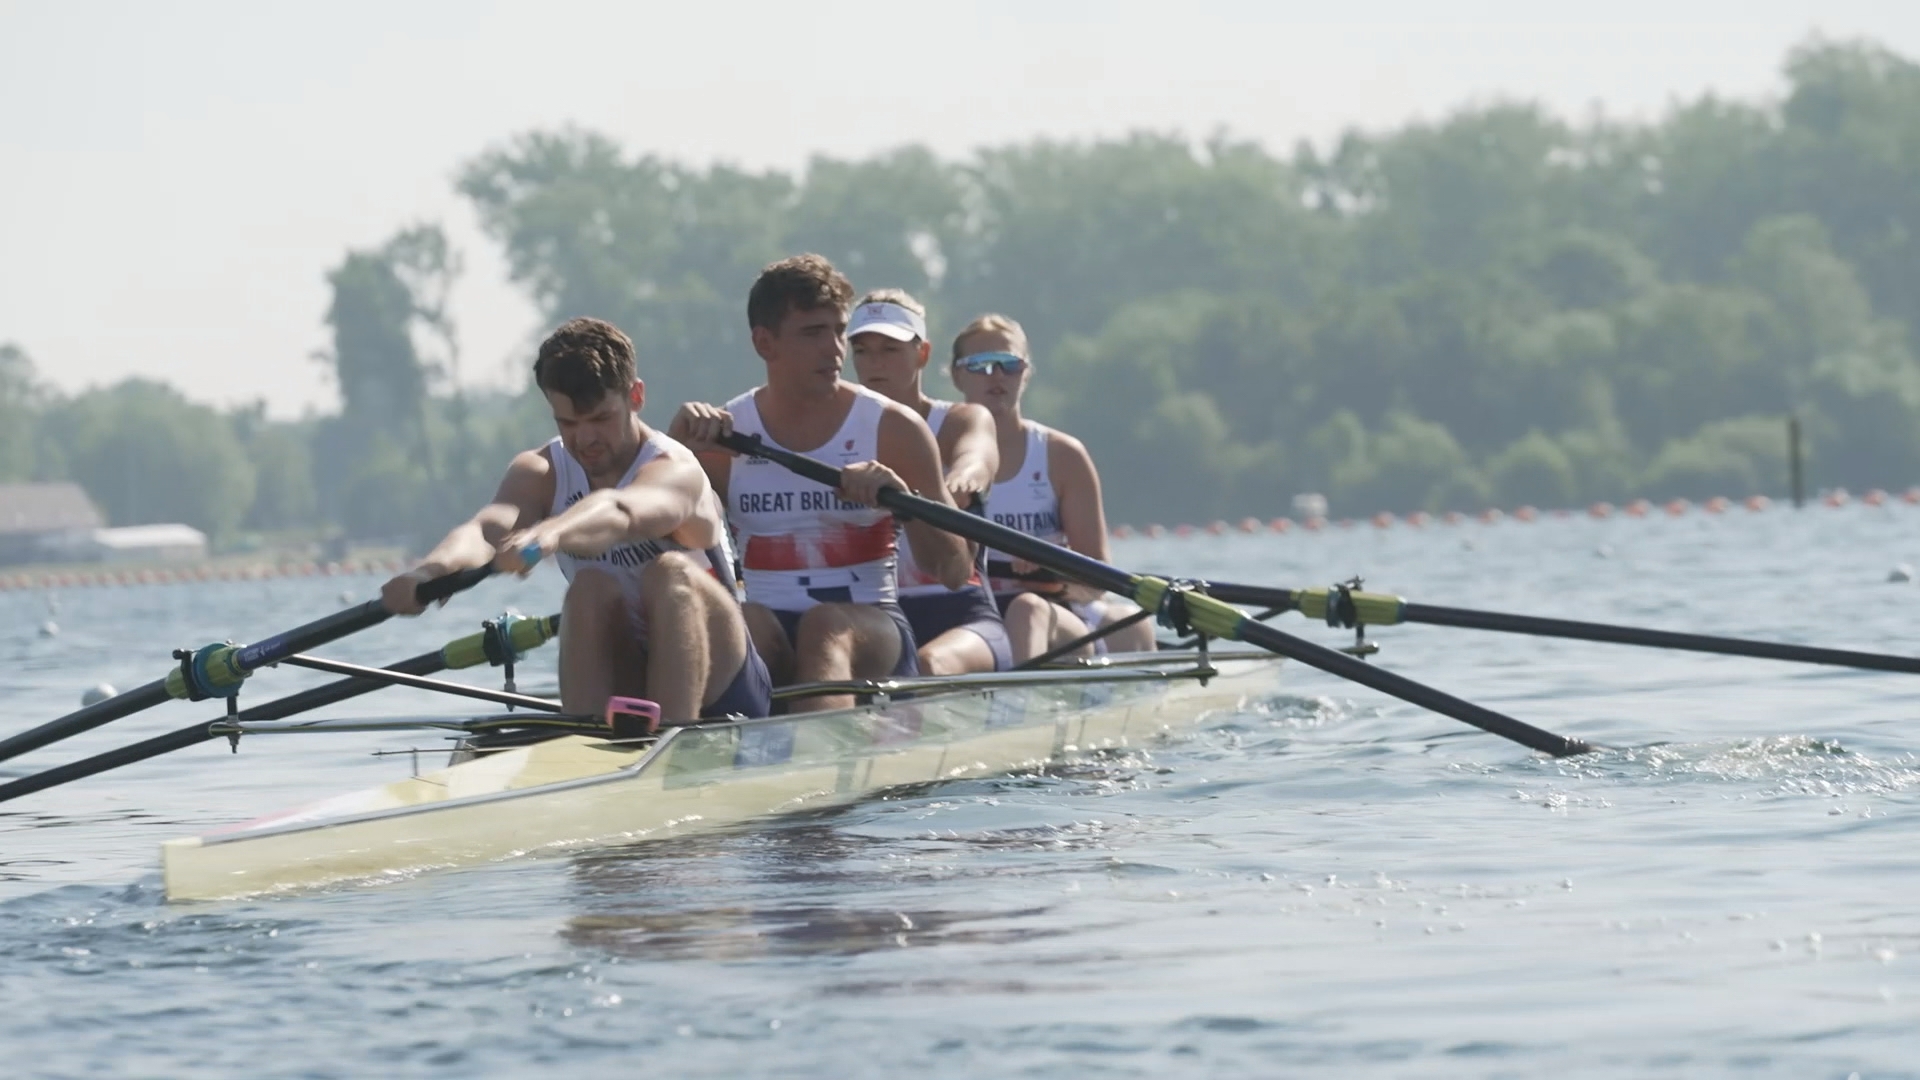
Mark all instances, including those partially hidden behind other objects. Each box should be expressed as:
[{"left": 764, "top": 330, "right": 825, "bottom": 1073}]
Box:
[
  {"left": 0, "top": 613, "right": 559, "bottom": 806},
  {"left": 0, "top": 566, "right": 496, "bottom": 766},
  {"left": 1192, "top": 581, "right": 1920, "bottom": 675},
  {"left": 717, "top": 433, "right": 1593, "bottom": 757}
]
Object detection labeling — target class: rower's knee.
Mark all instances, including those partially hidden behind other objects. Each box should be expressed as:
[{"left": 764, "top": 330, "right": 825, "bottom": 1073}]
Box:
[
  {"left": 638, "top": 551, "right": 706, "bottom": 612},
  {"left": 1004, "top": 593, "right": 1052, "bottom": 628},
  {"left": 563, "top": 567, "right": 626, "bottom": 625},
  {"left": 795, "top": 603, "right": 858, "bottom": 644}
]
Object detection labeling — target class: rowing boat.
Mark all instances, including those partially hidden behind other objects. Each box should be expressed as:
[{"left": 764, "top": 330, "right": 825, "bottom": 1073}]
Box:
[{"left": 160, "top": 648, "right": 1283, "bottom": 902}]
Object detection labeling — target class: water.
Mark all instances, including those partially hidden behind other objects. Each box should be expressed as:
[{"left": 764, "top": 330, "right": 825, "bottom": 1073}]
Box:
[{"left": 3, "top": 507, "right": 1920, "bottom": 1077}]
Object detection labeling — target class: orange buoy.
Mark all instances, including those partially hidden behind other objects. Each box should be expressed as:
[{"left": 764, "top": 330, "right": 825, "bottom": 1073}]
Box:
[
  {"left": 1665, "top": 499, "right": 1689, "bottom": 516},
  {"left": 1111, "top": 524, "right": 1134, "bottom": 539},
  {"left": 1371, "top": 512, "right": 1394, "bottom": 528},
  {"left": 1405, "top": 511, "right": 1429, "bottom": 527},
  {"left": 1704, "top": 496, "right": 1729, "bottom": 513},
  {"left": 1589, "top": 502, "right": 1613, "bottom": 518},
  {"left": 1513, "top": 506, "right": 1537, "bottom": 522},
  {"left": 1865, "top": 488, "right": 1888, "bottom": 507},
  {"left": 1268, "top": 517, "right": 1293, "bottom": 533}
]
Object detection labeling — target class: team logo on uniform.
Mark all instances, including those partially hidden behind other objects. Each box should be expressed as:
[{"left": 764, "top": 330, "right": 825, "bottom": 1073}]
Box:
[
  {"left": 1032, "top": 471, "right": 1041, "bottom": 481},
  {"left": 844, "top": 439, "right": 854, "bottom": 450}
]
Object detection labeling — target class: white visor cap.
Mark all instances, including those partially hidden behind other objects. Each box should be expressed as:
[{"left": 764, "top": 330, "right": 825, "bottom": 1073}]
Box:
[{"left": 847, "top": 301, "right": 927, "bottom": 342}]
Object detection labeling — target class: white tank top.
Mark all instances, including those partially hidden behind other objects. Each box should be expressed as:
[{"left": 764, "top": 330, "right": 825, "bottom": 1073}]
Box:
[
  {"left": 984, "top": 423, "right": 1064, "bottom": 595},
  {"left": 725, "top": 384, "right": 899, "bottom": 611},
  {"left": 896, "top": 400, "right": 988, "bottom": 599},
  {"left": 545, "top": 433, "right": 738, "bottom": 595}
]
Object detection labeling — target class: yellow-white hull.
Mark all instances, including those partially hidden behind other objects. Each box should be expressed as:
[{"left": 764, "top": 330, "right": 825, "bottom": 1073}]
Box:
[{"left": 162, "top": 652, "right": 1281, "bottom": 902}]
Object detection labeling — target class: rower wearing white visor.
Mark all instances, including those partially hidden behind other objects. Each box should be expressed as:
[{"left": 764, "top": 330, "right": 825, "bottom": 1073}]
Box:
[
  {"left": 670, "top": 255, "right": 974, "bottom": 712},
  {"left": 849, "top": 289, "right": 1012, "bottom": 675},
  {"left": 949, "top": 313, "right": 1158, "bottom": 662}
]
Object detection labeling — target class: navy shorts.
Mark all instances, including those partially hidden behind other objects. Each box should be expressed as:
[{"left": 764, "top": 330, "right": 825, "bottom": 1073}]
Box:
[
  {"left": 701, "top": 641, "right": 773, "bottom": 720},
  {"left": 901, "top": 587, "right": 1013, "bottom": 671},
  {"left": 772, "top": 602, "right": 919, "bottom": 678}
]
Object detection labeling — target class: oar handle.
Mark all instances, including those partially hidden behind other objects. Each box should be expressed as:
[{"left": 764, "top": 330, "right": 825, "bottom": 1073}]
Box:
[{"left": 417, "top": 565, "right": 496, "bottom": 604}]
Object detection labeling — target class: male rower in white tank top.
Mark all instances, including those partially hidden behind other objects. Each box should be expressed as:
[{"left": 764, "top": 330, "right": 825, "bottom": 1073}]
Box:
[
  {"left": 381, "top": 317, "right": 770, "bottom": 724},
  {"left": 848, "top": 288, "right": 1012, "bottom": 676},
  {"left": 951, "top": 313, "right": 1158, "bottom": 662},
  {"left": 669, "top": 255, "right": 973, "bottom": 712}
]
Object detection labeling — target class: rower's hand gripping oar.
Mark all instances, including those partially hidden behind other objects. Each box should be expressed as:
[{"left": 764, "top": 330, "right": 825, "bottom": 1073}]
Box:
[
  {"left": 1185, "top": 580, "right": 1920, "bottom": 676},
  {"left": 0, "top": 612, "right": 560, "bottom": 806},
  {"left": 716, "top": 432, "right": 1594, "bottom": 757},
  {"left": 0, "top": 566, "right": 497, "bottom": 766}
]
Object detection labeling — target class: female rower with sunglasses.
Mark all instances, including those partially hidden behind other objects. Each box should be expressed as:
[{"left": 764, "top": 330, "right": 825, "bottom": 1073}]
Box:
[{"left": 950, "top": 314, "right": 1157, "bottom": 661}]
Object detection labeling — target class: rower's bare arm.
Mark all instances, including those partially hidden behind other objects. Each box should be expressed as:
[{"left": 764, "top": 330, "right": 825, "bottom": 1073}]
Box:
[
  {"left": 878, "top": 406, "right": 973, "bottom": 590},
  {"left": 940, "top": 402, "right": 1000, "bottom": 503},
  {"left": 1050, "top": 432, "right": 1112, "bottom": 605},
  {"left": 509, "top": 455, "right": 713, "bottom": 569},
  {"left": 382, "top": 450, "right": 551, "bottom": 614}
]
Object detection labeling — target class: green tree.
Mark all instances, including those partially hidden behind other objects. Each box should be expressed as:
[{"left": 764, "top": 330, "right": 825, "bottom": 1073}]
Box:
[
  {"left": 0, "top": 343, "right": 45, "bottom": 483},
  {"left": 44, "top": 381, "right": 256, "bottom": 539}
]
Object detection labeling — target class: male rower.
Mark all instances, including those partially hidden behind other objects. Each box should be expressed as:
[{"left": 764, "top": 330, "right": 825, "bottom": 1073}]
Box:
[
  {"left": 381, "top": 317, "right": 770, "bottom": 724},
  {"left": 848, "top": 289, "right": 1011, "bottom": 676},
  {"left": 669, "top": 255, "right": 972, "bottom": 711}
]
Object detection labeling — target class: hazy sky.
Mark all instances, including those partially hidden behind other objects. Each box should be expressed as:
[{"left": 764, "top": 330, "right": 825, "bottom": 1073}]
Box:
[{"left": 3, "top": 0, "right": 1918, "bottom": 417}]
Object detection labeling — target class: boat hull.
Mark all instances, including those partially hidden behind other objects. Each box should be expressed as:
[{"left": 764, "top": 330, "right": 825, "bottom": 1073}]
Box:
[{"left": 161, "top": 652, "right": 1281, "bottom": 902}]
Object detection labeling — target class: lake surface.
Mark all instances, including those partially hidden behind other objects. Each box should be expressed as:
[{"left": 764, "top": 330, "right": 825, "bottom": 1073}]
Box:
[{"left": 2, "top": 506, "right": 1918, "bottom": 1078}]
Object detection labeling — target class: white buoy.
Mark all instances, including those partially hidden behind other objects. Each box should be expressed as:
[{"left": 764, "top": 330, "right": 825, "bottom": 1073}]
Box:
[
  {"left": 339, "top": 591, "right": 356, "bottom": 604},
  {"left": 81, "top": 683, "right": 116, "bottom": 706},
  {"left": 1594, "top": 544, "right": 1614, "bottom": 559},
  {"left": 38, "top": 620, "right": 58, "bottom": 638},
  {"left": 1889, "top": 563, "right": 1914, "bottom": 583}
]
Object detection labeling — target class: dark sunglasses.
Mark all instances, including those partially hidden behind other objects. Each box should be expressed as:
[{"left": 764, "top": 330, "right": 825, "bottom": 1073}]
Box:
[{"left": 954, "top": 351, "right": 1029, "bottom": 376}]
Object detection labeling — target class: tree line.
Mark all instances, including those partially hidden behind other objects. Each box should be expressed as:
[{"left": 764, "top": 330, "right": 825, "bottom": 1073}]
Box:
[{"left": 3, "top": 35, "right": 1916, "bottom": 544}]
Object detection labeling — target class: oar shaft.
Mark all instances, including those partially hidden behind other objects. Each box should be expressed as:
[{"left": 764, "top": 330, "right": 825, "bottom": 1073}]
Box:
[
  {"left": 1233, "top": 620, "right": 1591, "bottom": 756},
  {"left": 1401, "top": 602, "right": 1920, "bottom": 674},
  {"left": 0, "top": 610, "right": 562, "bottom": 805},
  {"left": 0, "top": 650, "right": 448, "bottom": 806},
  {"left": 1200, "top": 580, "right": 1920, "bottom": 676},
  {"left": 0, "top": 678, "right": 175, "bottom": 765},
  {"left": 0, "top": 566, "right": 495, "bottom": 766}
]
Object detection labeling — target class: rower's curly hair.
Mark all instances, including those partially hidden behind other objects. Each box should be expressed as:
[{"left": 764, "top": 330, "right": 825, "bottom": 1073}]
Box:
[
  {"left": 534, "top": 317, "right": 635, "bottom": 411},
  {"left": 748, "top": 254, "right": 854, "bottom": 332}
]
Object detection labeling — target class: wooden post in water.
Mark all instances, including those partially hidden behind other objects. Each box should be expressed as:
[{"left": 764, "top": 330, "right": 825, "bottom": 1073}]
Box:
[{"left": 1789, "top": 415, "right": 1805, "bottom": 509}]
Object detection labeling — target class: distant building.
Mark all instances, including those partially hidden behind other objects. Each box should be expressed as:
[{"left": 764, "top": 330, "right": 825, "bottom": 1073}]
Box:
[
  {"left": 0, "top": 483, "right": 106, "bottom": 565},
  {"left": 89, "top": 524, "right": 209, "bottom": 564}
]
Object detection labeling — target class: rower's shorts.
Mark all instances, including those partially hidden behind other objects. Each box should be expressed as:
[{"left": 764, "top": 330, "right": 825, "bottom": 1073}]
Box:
[
  {"left": 771, "top": 602, "right": 920, "bottom": 678},
  {"left": 900, "top": 587, "right": 1013, "bottom": 671},
  {"left": 702, "top": 640, "right": 773, "bottom": 720}
]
